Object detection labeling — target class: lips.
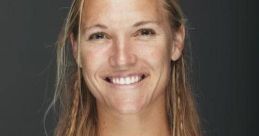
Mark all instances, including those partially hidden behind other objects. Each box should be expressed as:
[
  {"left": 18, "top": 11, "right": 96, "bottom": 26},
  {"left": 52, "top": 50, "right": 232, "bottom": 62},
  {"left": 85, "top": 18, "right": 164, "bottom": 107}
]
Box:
[{"left": 104, "top": 73, "right": 147, "bottom": 85}]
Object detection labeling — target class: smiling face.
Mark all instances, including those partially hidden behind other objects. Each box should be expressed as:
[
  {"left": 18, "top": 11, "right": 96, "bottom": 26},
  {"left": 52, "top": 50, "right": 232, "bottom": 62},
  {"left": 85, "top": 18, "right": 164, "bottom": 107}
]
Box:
[{"left": 71, "top": 0, "right": 184, "bottom": 114}]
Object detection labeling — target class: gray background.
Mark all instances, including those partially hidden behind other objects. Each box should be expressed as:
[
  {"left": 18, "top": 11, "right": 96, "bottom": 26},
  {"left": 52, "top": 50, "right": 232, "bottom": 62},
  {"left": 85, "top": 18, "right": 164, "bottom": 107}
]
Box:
[{"left": 0, "top": 0, "right": 258, "bottom": 136}]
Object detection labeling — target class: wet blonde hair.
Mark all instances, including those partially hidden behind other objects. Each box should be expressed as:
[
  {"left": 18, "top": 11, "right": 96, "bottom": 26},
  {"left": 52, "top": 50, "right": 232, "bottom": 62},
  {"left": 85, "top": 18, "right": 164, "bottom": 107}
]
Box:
[{"left": 51, "top": 0, "right": 201, "bottom": 135}]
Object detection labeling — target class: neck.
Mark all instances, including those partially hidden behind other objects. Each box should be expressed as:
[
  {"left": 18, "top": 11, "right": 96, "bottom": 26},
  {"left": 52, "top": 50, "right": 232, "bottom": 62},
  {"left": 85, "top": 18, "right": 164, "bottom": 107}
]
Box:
[{"left": 97, "top": 95, "right": 170, "bottom": 136}]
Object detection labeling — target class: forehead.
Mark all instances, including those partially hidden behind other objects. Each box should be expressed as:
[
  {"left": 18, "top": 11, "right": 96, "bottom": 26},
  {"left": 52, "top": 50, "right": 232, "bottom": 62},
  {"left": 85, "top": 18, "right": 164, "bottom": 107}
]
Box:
[{"left": 82, "top": 0, "right": 167, "bottom": 27}]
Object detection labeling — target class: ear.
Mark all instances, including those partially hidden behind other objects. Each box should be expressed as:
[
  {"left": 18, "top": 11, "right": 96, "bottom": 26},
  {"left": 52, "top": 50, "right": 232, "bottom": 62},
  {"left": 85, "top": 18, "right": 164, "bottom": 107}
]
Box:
[
  {"left": 70, "top": 34, "right": 81, "bottom": 67},
  {"left": 171, "top": 25, "right": 185, "bottom": 61}
]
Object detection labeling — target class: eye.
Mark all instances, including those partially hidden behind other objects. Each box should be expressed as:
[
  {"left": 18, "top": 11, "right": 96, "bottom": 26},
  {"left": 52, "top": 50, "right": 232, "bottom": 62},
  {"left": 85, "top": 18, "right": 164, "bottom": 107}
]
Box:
[
  {"left": 88, "top": 32, "right": 109, "bottom": 41},
  {"left": 135, "top": 28, "right": 156, "bottom": 37}
]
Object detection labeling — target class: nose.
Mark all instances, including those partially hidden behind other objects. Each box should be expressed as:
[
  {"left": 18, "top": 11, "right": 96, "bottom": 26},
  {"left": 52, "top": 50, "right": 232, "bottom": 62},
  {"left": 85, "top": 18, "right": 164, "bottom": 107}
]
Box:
[{"left": 109, "top": 38, "right": 137, "bottom": 68}]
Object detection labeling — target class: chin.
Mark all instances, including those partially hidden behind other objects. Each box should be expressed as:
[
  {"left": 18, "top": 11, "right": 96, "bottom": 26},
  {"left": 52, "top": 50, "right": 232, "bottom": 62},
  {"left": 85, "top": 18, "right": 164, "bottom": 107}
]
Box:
[
  {"left": 105, "top": 86, "right": 149, "bottom": 115},
  {"left": 115, "top": 104, "right": 145, "bottom": 114}
]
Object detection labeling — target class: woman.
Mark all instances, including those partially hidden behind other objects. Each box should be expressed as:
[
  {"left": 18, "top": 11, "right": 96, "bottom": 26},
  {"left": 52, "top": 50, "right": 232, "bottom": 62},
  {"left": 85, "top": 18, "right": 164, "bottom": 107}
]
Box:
[{"left": 52, "top": 0, "right": 201, "bottom": 135}]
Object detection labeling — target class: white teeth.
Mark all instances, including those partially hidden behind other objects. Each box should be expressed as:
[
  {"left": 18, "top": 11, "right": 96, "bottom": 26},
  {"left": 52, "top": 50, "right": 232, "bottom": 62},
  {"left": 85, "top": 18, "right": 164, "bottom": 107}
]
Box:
[
  {"left": 134, "top": 76, "right": 139, "bottom": 82},
  {"left": 110, "top": 75, "right": 143, "bottom": 85},
  {"left": 125, "top": 77, "right": 131, "bottom": 84}
]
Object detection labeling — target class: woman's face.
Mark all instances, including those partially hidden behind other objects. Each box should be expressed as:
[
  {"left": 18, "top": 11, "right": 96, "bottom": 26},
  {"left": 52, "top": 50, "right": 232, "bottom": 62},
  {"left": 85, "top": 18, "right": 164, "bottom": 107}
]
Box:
[{"left": 72, "top": 0, "right": 183, "bottom": 114}]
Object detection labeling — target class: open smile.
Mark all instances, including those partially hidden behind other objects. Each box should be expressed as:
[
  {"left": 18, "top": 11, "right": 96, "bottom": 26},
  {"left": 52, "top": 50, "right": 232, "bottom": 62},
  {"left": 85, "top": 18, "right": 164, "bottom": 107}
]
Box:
[{"left": 104, "top": 73, "right": 148, "bottom": 85}]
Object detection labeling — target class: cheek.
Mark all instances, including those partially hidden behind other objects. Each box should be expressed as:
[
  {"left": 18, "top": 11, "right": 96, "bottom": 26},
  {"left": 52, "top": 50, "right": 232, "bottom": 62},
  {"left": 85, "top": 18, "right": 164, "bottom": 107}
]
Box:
[
  {"left": 151, "top": 48, "right": 169, "bottom": 62},
  {"left": 80, "top": 50, "right": 98, "bottom": 91},
  {"left": 134, "top": 41, "right": 170, "bottom": 67},
  {"left": 80, "top": 51, "right": 95, "bottom": 73},
  {"left": 79, "top": 45, "right": 108, "bottom": 73},
  {"left": 79, "top": 46, "right": 108, "bottom": 98}
]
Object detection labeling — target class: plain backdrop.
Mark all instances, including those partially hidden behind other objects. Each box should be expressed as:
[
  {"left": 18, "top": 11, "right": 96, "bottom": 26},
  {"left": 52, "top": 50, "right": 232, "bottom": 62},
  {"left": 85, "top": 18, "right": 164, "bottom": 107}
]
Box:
[{"left": 0, "top": 0, "right": 258, "bottom": 136}]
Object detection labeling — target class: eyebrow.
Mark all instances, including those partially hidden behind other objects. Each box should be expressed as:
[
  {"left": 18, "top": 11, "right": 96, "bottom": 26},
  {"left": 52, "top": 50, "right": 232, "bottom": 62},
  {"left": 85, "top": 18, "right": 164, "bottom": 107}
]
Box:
[
  {"left": 133, "top": 20, "right": 160, "bottom": 27},
  {"left": 83, "top": 20, "right": 160, "bottom": 32},
  {"left": 83, "top": 24, "right": 108, "bottom": 32}
]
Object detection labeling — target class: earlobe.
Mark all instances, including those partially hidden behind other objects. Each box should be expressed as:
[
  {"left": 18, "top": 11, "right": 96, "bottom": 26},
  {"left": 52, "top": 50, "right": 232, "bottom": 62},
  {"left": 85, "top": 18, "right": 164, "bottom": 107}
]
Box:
[{"left": 171, "top": 25, "right": 185, "bottom": 61}]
